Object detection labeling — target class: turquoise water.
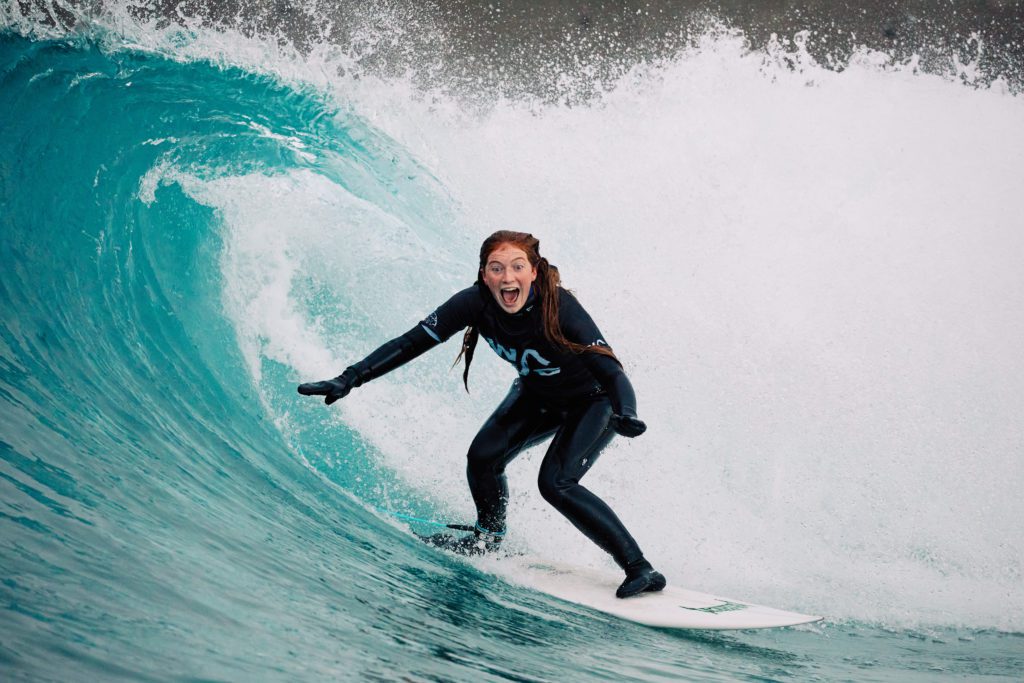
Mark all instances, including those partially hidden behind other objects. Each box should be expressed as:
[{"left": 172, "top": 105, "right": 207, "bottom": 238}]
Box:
[{"left": 3, "top": 11, "right": 1024, "bottom": 682}]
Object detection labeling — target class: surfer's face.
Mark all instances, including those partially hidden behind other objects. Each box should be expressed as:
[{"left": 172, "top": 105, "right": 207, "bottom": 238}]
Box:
[{"left": 482, "top": 243, "right": 537, "bottom": 314}]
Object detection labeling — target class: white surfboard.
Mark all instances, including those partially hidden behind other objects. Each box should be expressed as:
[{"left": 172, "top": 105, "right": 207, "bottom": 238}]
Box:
[{"left": 503, "top": 561, "right": 822, "bottom": 630}]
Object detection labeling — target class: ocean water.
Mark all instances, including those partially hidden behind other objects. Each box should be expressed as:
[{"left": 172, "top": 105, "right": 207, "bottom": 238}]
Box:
[{"left": 2, "top": 3, "right": 1024, "bottom": 681}]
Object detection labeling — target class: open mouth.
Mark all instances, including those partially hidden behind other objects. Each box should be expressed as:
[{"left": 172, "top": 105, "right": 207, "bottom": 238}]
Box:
[{"left": 500, "top": 287, "right": 520, "bottom": 307}]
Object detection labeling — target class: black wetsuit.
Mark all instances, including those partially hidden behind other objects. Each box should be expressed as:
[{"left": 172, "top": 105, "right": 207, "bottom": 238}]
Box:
[{"left": 343, "top": 282, "right": 646, "bottom": 570}]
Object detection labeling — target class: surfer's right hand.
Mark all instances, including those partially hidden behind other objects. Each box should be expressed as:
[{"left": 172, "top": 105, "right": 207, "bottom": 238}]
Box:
[
  {"left": 610, "top": 414, "right": 647, "bottom": 438},
  {"left": 297, "top": 368, "right": 358, "bottom": 405}
]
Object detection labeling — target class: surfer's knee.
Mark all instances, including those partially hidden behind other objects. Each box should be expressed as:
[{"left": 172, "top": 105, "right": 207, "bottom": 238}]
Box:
[{"left": 537, "top": 470, "right": 574, "bottom": 507}]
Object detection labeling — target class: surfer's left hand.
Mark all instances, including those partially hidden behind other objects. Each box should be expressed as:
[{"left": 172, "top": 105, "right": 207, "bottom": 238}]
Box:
[
  {"left": 297, "top": 369, "right": 358, "bottom": 405},
  {"left": 610, "top": 414, "right": 646, "bottom": 437}
]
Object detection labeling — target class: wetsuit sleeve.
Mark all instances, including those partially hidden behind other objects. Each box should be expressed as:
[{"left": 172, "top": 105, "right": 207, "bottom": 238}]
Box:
[
  {"left": 347, "top": 325, "right": 440, "bottom": 386},
  {"left": 347, "top": 286, "right": 482, "bottom": 386},
  {"left": 418, "top": 285, "right": 484, "bottom": 343},
  {"left": 558, "top": 289, "right": 639, "bottom": 417}
]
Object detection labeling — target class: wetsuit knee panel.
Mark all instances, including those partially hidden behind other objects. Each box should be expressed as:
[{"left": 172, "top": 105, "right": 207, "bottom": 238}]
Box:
[{"left": 536, "top": 470, "right": 577, "bottom": 504}]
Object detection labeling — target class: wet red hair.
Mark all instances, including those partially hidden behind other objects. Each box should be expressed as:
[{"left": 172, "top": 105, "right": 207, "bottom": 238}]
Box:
[{"left": 454, "top": 230, "right": 617, "bottom": 391}]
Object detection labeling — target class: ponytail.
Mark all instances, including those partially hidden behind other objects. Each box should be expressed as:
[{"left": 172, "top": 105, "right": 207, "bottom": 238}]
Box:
[
  {"left": 453, "top": 326, "right": 479, "bottom": 392},
  {"left": 537, "top": 257, "right": 618, "bottom": 360}
]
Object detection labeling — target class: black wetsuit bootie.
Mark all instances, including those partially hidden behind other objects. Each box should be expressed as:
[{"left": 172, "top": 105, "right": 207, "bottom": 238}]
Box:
[
  {"left": 616, "top": 558, "right": 667, "bottom": 599},
  {"left": 419, "top": 524, "right": 504, "bottom": 557}
]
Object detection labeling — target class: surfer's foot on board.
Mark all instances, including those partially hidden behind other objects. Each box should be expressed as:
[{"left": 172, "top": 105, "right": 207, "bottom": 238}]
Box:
[
  {"left": 418, "top": 525, "right": 504, "bottom": 557},
  {"left": 616, "top": 559, "right": 667, "bottom": 599}
]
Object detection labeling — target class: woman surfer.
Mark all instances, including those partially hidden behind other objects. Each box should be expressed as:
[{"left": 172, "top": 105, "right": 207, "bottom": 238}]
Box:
[{"left": 298, "top": 230, "right": 665, "bottom": 598}]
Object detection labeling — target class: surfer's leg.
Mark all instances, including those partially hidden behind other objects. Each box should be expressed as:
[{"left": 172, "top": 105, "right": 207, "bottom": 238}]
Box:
[
  {"left": 537, "top": 395, "right": 666, "bottom": 597},
  {"left": 466, "top": 381, "right": 560, "bottom": 534},
  {"left": 536, "top": 394, "right": 638, "bottom": 564}
]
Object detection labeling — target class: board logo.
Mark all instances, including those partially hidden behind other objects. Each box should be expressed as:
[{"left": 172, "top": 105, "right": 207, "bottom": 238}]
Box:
[{"left": 680, "top": 601, "right": 748, "bottom": 614}]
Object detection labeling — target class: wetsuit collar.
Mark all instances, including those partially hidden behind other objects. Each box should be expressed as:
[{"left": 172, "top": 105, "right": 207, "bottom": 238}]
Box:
[
  {"left": 522, "top": 286, "right": 537, "bottom": 313},
  {"left": 508, "top": 285, "right": 538, "bottom": 317}
]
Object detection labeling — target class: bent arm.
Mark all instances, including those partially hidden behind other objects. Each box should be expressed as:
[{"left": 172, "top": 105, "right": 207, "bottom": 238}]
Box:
[
  {"left": 557, "top": 289, "right": 645, "bottom": 436},
  {"left": 583, "top": 352, "right": 646, "bottom": 437},
  {"left": 581, "top": 352, "right": 637, "bottom": 417},
  {"left": 557, "top": 289, "right": 638, "bottom": 417}
]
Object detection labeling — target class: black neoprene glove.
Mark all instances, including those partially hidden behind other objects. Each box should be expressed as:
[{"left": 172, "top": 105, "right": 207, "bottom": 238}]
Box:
[
  {"left": 297, "top": 368, "right": 358, "bottom": 405},
  {"left": 610, "top": 414, "right": 647, "bottom": 438}
]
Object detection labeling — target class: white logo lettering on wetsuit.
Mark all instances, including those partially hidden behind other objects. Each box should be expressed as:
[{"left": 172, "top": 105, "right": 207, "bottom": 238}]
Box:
[{"left": 482, "top": 336, "right": 561, "bottom": 377}]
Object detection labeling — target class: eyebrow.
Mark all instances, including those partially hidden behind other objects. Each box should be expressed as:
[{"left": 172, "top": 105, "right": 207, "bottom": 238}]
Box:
[{"left": 488, "top": 257, "right": 529, "bottom": 266}]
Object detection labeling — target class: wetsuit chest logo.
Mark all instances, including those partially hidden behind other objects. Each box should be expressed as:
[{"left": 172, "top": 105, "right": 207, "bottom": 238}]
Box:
[{"left": 481, "top": 336, "right": 561, "bottom": 377}]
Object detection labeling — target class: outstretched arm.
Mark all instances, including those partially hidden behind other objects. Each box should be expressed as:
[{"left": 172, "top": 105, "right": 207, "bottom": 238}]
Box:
[{"left": 297, "top": 325, "right": 440, "bottom": 405}]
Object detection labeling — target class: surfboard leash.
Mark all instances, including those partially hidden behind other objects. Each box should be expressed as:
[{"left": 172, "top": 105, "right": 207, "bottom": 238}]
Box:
[{"left": 372, "top": 506, "right": 474, "bottom": 532}]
